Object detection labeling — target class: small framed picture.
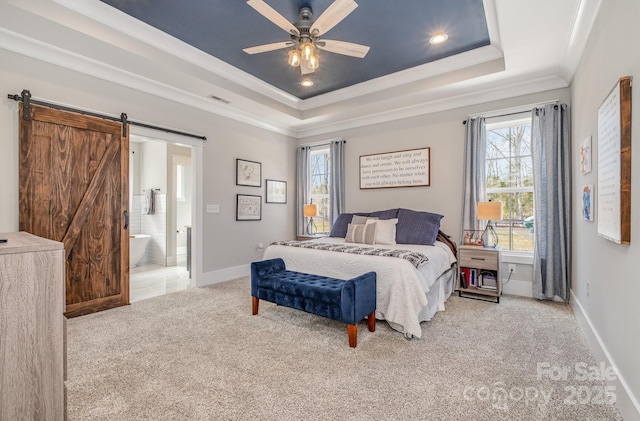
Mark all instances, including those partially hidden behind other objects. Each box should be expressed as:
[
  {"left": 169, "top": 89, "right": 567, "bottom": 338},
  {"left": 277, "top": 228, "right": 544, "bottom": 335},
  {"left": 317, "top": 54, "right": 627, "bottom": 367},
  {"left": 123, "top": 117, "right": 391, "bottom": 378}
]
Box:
[
  {"left": 582, "top": 184, "right": 594, "bottom": 221},
  {"left": 462, "top": 230, "right": 484, "bottom": 246},
  {"left": 265, "top": 179, "right": 287, "bottom": 204},
  {"left": 236, "top": 159, "right": 261, "bottom": 187},
  {"left": 236, "top": 194, "right": 261, "bottom": 221},
  {"left": 580, "top": 136, "right": 592, "bottom": 174}
]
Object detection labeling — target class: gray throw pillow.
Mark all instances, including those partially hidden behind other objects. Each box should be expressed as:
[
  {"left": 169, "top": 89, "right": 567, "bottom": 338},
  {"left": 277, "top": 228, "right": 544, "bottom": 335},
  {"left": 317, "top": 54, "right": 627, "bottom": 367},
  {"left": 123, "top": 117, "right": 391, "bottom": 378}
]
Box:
[
  {"left": 395, "top": 208, "right": 444, "bottom": 245},
  {"left": 345, "top": 222, "right": 376, "bottom": 244}
]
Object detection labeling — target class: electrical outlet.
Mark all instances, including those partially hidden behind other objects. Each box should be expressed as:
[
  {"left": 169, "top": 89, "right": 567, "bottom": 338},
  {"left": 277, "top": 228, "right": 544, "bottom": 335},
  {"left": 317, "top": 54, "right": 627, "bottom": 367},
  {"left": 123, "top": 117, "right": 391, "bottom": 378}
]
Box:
[{"left": 508, "top": 264, "right": 516, "bottom": 274}]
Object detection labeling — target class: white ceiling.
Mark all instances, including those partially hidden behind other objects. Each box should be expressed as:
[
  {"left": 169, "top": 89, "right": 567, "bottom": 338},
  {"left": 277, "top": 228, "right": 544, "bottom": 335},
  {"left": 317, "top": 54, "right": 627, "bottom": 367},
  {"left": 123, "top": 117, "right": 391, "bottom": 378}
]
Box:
[{"left": 0, "top": 0, "right": 602, "bottom": 138}]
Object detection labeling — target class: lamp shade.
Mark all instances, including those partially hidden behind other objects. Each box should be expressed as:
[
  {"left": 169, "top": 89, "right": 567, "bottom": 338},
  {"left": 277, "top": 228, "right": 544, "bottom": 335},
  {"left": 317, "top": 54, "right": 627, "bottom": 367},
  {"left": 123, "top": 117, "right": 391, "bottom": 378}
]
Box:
[
  {"left": 303, "top": 204, "right": 318, "bottom": 218},
  {"left": 477, "top": 201, "right": 502, "bottom": 221}
]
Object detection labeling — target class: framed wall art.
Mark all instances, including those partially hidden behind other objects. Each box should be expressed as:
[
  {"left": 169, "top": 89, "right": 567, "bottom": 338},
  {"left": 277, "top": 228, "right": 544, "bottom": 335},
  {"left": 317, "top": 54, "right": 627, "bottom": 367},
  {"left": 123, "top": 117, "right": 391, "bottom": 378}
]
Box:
[
  {"left": 265, "top": 179, "right": 287, "bottom": 204},
  {"left": 597, "top": 76, "right": 632, "bottom": 244},
  {"left": 359, "top": 147, "right": 430, "bottom": 189},
  {"left": 582, "top": 184, "right": 594, "bottom": 222},
  {"left": 580, "top": 136, "right": 592, "bottom": 174},
  {"left": 236, "top": 194, "right": 261, "bottom": 221},
  {"left": 236, "top": 158, "right": 261, "bottom": 187}
]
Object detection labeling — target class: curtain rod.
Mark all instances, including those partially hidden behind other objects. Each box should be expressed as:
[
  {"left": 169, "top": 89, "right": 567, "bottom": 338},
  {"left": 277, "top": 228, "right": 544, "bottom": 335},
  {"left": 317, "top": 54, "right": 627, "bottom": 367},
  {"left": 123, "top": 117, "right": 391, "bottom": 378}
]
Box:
[
  {"left": 299, "top": 137, "right": 346, "bottom": 148},
  {"left": 462, "top": 100, "right": 559, "bottom": 124},
  {"left": 7, "top": 89, "right": 207, "bottom": 141}
]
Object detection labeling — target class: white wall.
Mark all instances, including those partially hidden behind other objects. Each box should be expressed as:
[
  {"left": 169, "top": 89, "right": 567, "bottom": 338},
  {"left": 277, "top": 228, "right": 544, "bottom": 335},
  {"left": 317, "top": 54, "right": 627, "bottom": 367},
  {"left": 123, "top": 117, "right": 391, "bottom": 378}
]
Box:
[
  {"left": 130, "top": 142, "right": 142, "bottom": 195},
  {"left": 570, "top": 0, "right": 640, "bottom": 418},
  {"left": 299, "top": 88, "right": 570, "bottom": 296},
  {"left": 0, "top": 48, "right": 296, "bottom": 279},
  {"left": 140, "top": 140, "right": 167, "bottom": 194}
]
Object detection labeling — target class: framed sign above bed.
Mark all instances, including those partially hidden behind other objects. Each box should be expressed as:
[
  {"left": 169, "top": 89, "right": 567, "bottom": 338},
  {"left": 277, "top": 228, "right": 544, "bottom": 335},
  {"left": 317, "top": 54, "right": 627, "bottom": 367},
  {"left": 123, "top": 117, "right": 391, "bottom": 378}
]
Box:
[{"left": 359, "top": 147, "right": 430, "bottom": 189}]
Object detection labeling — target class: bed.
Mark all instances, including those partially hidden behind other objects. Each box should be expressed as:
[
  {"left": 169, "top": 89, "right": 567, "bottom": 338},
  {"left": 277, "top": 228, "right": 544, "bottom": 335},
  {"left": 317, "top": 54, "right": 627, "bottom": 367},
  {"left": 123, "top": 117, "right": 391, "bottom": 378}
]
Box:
[{"left": 261, "top": 208, "right": 458, "bottom": 339}]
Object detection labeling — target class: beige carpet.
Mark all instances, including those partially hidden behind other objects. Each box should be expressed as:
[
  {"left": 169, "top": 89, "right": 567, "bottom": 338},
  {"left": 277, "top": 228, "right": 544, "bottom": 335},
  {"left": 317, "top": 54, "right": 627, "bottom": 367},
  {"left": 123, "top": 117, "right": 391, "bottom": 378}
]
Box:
[{"left": 66, "top": 277, "right": 622, "bottom": 420}]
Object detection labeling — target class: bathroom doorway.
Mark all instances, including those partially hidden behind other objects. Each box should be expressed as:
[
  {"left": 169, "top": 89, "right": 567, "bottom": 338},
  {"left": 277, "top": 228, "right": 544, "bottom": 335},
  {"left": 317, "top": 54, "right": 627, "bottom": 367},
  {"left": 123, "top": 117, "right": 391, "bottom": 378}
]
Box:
[{"left": 129, "top": 135, "right": 193, "bottom": 302}]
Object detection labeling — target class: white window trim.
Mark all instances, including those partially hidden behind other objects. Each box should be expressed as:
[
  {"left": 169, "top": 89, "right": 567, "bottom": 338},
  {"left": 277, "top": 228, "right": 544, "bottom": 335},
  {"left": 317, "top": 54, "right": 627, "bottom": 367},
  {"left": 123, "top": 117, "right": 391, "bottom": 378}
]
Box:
[{"left": 486, "top": 186, "right": 533, "bottom": 194}]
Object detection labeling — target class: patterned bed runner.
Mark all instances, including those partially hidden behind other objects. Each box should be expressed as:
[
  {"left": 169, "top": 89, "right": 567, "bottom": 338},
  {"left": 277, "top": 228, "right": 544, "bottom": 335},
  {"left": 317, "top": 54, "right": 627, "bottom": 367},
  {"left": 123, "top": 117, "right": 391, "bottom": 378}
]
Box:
[{"left": 271, "top": 241, "right": 429, "bottom": 268}]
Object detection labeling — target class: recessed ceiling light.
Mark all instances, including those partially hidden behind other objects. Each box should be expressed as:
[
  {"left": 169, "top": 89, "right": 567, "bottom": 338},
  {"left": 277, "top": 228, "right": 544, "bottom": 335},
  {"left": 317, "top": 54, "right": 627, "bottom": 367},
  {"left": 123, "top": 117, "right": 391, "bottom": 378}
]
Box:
[
  {"left": 301, "top": 79, "right": 314, "bottom": 87},
  {"left": 429, "top": 33, "right": 448, "bottom": 45}
]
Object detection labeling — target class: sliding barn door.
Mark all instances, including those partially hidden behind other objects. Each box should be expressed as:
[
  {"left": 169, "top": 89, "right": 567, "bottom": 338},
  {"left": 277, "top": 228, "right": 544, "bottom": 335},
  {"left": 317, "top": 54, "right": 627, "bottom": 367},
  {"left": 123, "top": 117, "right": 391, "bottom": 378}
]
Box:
[{"left": 19, "top": 104, "right": 129, "bottom": 317}]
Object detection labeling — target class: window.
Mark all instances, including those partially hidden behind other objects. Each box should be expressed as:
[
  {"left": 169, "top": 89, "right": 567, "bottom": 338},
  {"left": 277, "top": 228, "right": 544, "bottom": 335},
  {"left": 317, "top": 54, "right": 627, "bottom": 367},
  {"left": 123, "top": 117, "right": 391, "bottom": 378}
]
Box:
[
  {"left": 309, "top": 145, "right": 331, "bottom": 234},
  {"left": 485, "top": 116, "right": 534, "bottom": 252}
]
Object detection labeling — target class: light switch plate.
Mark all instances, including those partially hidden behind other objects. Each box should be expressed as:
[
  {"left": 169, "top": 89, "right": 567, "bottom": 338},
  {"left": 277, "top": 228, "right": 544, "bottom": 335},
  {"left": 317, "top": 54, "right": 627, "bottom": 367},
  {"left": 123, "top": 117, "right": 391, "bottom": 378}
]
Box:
[{"left": 206, "top": 204, "right": 220, "bottom": 213}]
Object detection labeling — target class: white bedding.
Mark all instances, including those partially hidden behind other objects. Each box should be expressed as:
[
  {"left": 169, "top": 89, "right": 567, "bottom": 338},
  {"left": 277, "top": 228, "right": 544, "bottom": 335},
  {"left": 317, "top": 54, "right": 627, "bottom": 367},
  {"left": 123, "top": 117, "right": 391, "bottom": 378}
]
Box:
[{"left": 262, "top": 237, "right": 457, "bottom": 338}]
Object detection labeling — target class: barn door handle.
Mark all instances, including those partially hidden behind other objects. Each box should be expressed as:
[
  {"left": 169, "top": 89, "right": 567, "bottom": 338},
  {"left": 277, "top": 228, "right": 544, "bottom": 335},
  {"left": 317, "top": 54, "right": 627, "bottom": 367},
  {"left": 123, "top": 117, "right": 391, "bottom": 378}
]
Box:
[{"left": 124, "top": 210, "right": 129, "bottom": 230}]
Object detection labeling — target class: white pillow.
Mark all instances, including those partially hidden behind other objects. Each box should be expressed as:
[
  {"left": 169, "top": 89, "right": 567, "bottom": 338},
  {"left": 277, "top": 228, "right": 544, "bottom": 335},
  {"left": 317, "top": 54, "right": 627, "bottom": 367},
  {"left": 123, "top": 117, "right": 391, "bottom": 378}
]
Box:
[
  {"left": 373, "top": 218, "right": 398, "bottom": 245},
  {"left": 345, "top": 222, "right": 377, "bottom": 244}
]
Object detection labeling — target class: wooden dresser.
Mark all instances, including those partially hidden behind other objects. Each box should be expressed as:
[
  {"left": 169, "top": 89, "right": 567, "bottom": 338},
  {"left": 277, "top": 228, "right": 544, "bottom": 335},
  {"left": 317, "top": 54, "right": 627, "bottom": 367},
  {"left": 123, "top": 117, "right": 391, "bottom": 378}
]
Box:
[{"left": 0, "top": 232, "right": 66, "bottom": 420}]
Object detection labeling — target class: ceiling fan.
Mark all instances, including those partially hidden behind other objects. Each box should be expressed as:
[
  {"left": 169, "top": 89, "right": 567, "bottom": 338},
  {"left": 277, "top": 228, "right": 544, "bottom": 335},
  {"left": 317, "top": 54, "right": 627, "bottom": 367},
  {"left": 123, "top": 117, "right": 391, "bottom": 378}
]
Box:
[{"left": 243, "top": 0, "right": 370, "bottom": 75}]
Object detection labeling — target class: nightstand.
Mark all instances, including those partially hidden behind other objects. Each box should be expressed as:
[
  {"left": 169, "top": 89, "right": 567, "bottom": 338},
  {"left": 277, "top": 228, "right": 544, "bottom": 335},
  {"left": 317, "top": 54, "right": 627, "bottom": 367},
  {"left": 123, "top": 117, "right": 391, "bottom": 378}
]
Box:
[{"left": 457, "top": 245, "right": 502, "bottom": 303}]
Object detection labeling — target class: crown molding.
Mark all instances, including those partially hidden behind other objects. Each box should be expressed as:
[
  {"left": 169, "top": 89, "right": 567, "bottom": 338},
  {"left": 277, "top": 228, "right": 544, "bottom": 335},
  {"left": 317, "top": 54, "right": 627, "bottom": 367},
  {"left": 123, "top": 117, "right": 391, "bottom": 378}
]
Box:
[
  {"left": 47, "top": 0, "right": 507, "bottom": 115},
  {"left": 0, "top": 27, "right": 297, "bottom": 137},
  {"left": 293, "top": 74, "right": 568, "bottom": 138},
  {"left": 299, "top": 45, "right": 504, "bottom": 112},
  {"left": 0, "top": 25, "right": 568, "bottom": 140},
  {"left": 1, "top": 0, "right": 581, "bottom": 140},
  {"left": 558, "top": 0, "right": 603, "bottom": 84}
]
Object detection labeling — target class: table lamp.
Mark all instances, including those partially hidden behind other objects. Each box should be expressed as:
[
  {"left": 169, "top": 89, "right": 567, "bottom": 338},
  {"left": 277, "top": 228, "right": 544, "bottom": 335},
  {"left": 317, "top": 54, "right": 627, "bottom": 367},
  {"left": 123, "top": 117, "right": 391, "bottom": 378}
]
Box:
[
  {"left": 477, "top": 201, "right": 502, "bottom": 248},
  {"left": 304, "top": 203, "right": 318, "bottom": 235}
]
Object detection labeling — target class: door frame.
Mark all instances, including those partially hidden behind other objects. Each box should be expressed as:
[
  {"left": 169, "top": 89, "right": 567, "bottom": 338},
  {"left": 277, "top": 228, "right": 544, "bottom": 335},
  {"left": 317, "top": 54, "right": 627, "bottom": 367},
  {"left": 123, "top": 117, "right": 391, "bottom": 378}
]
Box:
[{"left": 130, "top": 126, "right": 203, "bottom": 288}]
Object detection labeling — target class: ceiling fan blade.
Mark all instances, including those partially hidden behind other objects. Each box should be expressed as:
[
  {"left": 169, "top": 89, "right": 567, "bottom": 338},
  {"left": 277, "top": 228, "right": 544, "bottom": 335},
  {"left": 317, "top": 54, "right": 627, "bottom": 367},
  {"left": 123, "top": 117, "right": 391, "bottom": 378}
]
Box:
[
  {"left": 246, "top": 0, "right": 299, "bottom": 35},
  {"left": 243, "top": 41, "right": 294, "bottom": 54},
  {"left": 316, "top": 40, "right": 370, "bottom": 58},
  {"left": 300, "top": 59, "right": 315, "bottom": 75},
  {"left": 310, "top": 0, "right": 358, "bottom": 36}
]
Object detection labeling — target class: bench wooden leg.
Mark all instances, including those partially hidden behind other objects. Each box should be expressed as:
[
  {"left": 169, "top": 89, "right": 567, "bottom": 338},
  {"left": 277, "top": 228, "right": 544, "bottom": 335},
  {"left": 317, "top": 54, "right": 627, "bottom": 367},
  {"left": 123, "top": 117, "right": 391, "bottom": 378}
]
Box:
[
  {"left": 347, "top": 324, "right": 358, "bottom": 348},
  {"left": 367, "top": 311, "right": 376, "bottom": 332},
  {"left": 252, "top": 296, "right": 259, "bottom": 315}
]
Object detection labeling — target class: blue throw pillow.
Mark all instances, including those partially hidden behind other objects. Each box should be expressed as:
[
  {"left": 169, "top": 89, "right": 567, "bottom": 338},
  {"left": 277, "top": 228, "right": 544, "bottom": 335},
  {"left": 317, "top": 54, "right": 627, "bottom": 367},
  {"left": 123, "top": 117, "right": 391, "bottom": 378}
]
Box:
[
  {"left": 329, "top": 213, "right": 368, "bottom": 237},
  {"left": 369, "top": 208, "right": 399, "bottom": 220},
  {"left": 395, "top": 208, "right": 444, "bottom": 245}
]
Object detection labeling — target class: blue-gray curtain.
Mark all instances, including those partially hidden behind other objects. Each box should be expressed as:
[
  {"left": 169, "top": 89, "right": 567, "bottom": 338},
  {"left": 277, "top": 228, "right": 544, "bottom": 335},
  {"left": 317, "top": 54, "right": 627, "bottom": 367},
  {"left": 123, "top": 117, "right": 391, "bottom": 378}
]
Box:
[
  {"left": 329, "top": 139, "right": 346, "bottom": 223},
  {"left": 296, "top": 146, "right": 310, "bottom": 236},
  {"left": 531, "top": 104, "right": 571, "bottom": 301},
  {"left": 460, "top": 117, "right": 487, "bottom": 243}
]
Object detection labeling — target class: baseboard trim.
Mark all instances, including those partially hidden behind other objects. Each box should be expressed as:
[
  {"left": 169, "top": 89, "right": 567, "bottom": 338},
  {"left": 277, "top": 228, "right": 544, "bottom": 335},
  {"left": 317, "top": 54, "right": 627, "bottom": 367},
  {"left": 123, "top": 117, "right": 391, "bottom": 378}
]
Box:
[
  {"left": 199, "top": 264, "right": 250, "bottom": 287},
  {"left": 570, "top": 289, "right": 640, "bottom": 420}
]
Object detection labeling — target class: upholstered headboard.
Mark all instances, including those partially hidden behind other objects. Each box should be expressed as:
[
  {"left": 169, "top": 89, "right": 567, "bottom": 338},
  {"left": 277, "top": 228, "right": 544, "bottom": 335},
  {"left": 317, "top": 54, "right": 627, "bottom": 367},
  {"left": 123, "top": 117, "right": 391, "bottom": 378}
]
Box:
[{"left": 330, "top": 208, "right": 452, "bottom": 250}]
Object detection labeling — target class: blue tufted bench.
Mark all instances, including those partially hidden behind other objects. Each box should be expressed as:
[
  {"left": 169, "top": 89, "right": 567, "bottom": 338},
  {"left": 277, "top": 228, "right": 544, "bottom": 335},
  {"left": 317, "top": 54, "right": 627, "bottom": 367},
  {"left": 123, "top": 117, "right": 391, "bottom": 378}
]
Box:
[{"left": 251, "top": 258, "right": 376, "bottom": 348}]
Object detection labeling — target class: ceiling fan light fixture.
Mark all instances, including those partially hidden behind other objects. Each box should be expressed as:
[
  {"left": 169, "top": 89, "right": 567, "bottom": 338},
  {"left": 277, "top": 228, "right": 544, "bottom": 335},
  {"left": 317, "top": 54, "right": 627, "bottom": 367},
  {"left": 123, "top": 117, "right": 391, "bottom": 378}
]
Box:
[
  {"left": 244, "top": 1, "right": 370, "bottom": 77},
  {"left": 301, "top": 79, "right": 314, "bottom": 87},
  {"left": 429, "top": 33, "right": 448, "bottom": 45},
  {"left": 308, "top": 52, "right": 319, "bottom": 70},
  {"left": 301, "top": 41, "right": 314, "bottom": 61},
  {"left": 288, "top": 49, "right": 301, "bottom": 67}
]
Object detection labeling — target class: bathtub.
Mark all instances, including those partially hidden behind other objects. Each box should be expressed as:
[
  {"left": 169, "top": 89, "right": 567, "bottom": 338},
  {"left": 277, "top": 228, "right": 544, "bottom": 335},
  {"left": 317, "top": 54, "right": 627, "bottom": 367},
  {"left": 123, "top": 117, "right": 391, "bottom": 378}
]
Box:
[{"left": 129, "top": 234, "right": 150, "bottom": 267}]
